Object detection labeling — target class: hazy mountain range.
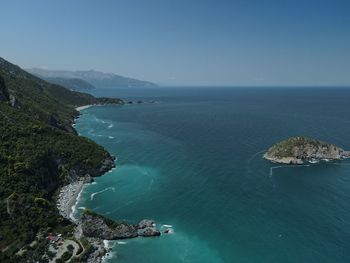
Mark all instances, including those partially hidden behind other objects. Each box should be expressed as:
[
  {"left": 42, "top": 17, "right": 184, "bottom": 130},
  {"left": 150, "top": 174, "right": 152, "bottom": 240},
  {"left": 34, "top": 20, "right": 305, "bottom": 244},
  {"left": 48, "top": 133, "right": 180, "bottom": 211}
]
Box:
[{"left": 27, "top": 68, "right": 158, "bottom": 91}]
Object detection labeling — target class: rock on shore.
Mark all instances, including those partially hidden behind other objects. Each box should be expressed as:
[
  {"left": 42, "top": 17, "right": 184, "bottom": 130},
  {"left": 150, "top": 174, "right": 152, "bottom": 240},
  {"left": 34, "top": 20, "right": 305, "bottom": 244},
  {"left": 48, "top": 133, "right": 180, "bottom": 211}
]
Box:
[
  {"left": 81, "top": 210, "right": 160, "bottom": 240},
  {"left": 264, "top": 136, "right": 350, "bottom": 164}
]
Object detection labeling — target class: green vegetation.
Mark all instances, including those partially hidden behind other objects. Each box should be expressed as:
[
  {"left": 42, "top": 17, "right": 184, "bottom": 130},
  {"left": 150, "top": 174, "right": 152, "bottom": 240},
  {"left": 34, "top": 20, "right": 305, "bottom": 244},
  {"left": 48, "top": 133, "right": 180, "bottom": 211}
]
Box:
[
  {"left": 56, "top": 250, "right": 73, "bottom": 263},
  {"left": 265, "top": 136, "right": 335, "bottom": 158},
  {"left": 0, "top": 57, "right": 122, "bottom": 262},
  {"left": 83, "top": 208, "right": 122, "bottom": 228}
]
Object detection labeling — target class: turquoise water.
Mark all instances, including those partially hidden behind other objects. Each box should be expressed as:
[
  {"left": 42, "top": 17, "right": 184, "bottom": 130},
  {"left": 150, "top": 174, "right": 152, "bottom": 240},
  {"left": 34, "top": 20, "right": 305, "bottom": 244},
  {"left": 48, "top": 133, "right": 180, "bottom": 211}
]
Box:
[{"left": 75, "top": 87, "right": 350, "bottom": 263}]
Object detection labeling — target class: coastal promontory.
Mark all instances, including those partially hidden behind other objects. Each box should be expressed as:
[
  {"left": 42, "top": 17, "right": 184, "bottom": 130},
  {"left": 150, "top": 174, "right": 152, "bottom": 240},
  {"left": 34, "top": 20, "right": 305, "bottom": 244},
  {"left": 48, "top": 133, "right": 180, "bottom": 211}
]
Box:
[
  {"left": 264, "top": 136, "right": 350, "bottom": 164},
  {"left": 81, "top": 210, "right": 161, "bottom": 240}
]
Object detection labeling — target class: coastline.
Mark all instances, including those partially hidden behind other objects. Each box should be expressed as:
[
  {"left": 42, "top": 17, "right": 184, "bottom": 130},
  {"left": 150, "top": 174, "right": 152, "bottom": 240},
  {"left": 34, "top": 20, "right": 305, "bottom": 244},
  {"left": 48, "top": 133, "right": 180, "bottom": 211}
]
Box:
[
  {"left": 76, "top": 104, "right": 94, "bottom": 111},
  {"left": 57, "top": 180, "right": 85, "bottom": 222},
  {"left": 59, "top": 104, "right": 116, "bottom": 262}
]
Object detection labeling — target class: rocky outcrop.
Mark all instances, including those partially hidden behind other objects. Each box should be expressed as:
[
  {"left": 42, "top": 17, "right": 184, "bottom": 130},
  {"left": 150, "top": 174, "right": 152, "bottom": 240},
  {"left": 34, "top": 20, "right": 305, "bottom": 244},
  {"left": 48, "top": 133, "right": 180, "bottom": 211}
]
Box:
[
  {"left": 81, "top": 211, "right": 160, "bottom": 240},
  {"left": 138, "top": 226, "right": 161, "bottom": 237},
  {"left": 138, "top": 219, "right": 155, "bottom": 229},
  {"left": 65, "top": 155, "right": 116, "bottom": 181},
  {"left": 264, "top": 136, "right": 350, "bottom": 164},
  {"left": 137, "top": 219, "right": 160, "bottom": 237},
  {"left": 9, "top": 94, "right": 17, "bottom": 107}
]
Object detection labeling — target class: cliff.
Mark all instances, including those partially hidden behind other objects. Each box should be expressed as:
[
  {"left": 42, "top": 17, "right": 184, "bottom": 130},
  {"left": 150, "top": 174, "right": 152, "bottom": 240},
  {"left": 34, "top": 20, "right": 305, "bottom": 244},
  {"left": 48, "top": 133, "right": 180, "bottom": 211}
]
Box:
[{"left": 264, "top": 137, "right": 350, "bottom": 164}]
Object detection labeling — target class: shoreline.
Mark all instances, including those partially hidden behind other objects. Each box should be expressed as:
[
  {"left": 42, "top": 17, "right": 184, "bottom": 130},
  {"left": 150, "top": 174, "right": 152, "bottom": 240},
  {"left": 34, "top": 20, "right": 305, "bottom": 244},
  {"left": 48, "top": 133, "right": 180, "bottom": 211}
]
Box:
[
  {"left": 57, "top": 180, "right": 85, "bottom": 222},
  {"left": 67, "top": 105, "right": 116, "bottom": 262},
  {"left": 76, "top": 104, "right": 94, "bottom": 111}
]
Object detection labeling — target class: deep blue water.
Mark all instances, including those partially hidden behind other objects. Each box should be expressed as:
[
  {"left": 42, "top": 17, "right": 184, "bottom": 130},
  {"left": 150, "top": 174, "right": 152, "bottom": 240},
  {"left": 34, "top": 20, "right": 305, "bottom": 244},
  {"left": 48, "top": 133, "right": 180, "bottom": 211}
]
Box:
[{"left": 75, "top": 87, "right": 350, "bottom": 263}]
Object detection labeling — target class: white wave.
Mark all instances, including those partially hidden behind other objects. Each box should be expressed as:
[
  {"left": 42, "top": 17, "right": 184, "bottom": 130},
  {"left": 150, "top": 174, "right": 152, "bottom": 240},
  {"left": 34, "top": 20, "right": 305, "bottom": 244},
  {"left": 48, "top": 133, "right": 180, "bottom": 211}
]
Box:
[
  {"left": 117, "top": 241, "right": 127, "bottom": 245},
  {"left": 166, "top": 229, "right": 174, "bottom": 234},
  {"left": 108, "top": 167, "right": 117, "bottom": 173},
  {"left": 78, "top": 206, "right": 85, "bottom": 210},
  {"left": 101, "top": 240, "right": 117, "bottom": 263},
  {"left": 103, "top": 240, "right": 111, "bottom": 248},
  {"left": 69, "top": 186, "right": 84, "bottom": 222},
  {"left": 108, "top": 124, "right": 113, "bottom": 128},
  {"left": 91, "top": 182, "right": 97, "bottom": 185},
  {"left": 108, "top": 136, "right": 114, "bottom": 139},
  {"left": 90, "top": 187, "right": 116, "bottom": 200},
  {"left": 162, "top": 224, "right": 173, "bottom": 228},
  {"left": 309, "top": 159, "right": 319, "bottom": 164}
]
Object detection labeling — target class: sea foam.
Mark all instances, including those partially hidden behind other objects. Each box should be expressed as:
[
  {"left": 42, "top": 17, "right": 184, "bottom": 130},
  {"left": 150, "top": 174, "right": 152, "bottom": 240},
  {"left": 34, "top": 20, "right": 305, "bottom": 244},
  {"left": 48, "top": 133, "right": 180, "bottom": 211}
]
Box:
[{"left": 91, "top": 187, "right": 116, "bottom": 200}]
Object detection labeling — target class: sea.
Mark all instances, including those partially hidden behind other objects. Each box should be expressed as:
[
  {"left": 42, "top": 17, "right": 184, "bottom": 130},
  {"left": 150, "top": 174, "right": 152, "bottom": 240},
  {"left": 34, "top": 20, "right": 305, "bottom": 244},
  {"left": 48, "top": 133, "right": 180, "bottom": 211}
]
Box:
[{"left": 74, "top": 87, "right": 350, "bottom": 263}]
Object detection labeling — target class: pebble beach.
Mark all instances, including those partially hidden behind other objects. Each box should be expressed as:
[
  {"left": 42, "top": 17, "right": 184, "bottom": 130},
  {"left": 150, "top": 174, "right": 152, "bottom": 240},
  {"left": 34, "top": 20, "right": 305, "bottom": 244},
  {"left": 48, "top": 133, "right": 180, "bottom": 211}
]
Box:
[{"left": 57, "top": 180, "right": 85, "bottom": 222}]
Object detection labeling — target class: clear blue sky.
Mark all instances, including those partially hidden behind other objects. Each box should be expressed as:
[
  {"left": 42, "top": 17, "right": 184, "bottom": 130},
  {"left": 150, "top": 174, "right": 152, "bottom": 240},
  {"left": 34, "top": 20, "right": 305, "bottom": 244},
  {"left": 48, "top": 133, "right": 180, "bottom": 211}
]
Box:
[{"left": 1, "top": 0, "right": 349, "bottom": 86}]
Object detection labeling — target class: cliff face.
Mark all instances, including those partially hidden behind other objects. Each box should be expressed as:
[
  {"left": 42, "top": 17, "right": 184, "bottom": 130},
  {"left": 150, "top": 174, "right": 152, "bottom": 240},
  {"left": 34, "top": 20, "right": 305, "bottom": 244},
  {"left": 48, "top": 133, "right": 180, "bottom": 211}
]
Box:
[{"left": 264, "top": 137, "right": 350, "bottom": 164}]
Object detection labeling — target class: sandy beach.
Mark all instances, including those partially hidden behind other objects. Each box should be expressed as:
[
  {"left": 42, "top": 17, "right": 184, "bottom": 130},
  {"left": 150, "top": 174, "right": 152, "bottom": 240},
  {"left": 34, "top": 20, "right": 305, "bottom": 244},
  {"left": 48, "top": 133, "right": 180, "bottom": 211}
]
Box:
[
  {"left": 75, "top": 105, "right": 93, "bottom": 111},
  {"left": 57, "top": 180, "right": 85, "bottom": 222}
]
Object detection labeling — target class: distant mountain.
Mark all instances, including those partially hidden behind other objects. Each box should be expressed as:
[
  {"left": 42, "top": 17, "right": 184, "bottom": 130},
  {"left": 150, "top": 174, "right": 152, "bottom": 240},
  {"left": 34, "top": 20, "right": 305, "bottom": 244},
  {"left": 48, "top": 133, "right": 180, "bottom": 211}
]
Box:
[
  {"left": 41, "top": 77, "right": 96, "bottom": 91},
  {"left": 27, "top": 68, "right": 158, "bottom": 88}
]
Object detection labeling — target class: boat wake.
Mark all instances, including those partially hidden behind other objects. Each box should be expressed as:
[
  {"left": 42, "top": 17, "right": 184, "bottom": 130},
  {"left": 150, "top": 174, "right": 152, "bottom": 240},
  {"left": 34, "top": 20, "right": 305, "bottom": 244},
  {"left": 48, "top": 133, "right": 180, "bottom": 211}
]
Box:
[
  {"left": 246, "top": 149, "right": 266, "bottom": 175},
  {"left": 269, "top": 164, "right": 310, "bottom": 177}
]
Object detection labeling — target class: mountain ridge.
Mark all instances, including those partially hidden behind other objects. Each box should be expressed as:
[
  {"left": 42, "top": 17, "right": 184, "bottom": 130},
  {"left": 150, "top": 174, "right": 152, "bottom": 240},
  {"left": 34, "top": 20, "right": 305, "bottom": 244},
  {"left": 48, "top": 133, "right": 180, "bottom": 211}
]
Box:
[{"left": 27, "top": 68, "right": 158, "bottom": 89}]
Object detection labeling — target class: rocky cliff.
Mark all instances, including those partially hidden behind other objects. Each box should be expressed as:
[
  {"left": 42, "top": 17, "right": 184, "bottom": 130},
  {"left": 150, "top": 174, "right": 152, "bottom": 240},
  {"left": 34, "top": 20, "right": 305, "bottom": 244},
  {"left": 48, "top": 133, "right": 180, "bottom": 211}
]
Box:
[
  {"left": 81, "top": 210, "right": 160, "bottom": 240},
  {"left": 264, "top": 137, "right": 350, "bottom": 164}
]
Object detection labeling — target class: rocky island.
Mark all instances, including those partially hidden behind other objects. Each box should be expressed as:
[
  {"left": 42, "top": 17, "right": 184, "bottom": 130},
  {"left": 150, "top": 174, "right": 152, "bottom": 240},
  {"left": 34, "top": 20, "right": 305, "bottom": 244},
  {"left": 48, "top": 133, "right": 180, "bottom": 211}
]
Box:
[{"left": 264, "top": 136, "right": 350, "bottom": 164}]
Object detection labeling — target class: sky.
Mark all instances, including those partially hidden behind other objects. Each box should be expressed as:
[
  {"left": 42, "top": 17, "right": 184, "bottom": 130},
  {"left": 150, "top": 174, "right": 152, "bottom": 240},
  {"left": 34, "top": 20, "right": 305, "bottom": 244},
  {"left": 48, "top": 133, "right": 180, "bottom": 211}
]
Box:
[{"left": 0, "top": 0, "right": 350, "bottom": 86}]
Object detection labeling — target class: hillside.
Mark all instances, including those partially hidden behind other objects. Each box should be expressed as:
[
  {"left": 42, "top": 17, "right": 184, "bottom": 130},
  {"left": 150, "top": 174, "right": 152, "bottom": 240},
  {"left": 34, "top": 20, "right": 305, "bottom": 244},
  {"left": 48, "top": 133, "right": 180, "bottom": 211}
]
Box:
[
  {"left": 42, "top": 77, "right": 96, "bottom": 91},
  {"left": 27, "top": 68, "right": 158, "bottom": 88},
  {"left": 264, "top": 136, "right": 350, "bottom": 164},
  {"left": 1, "top": 58, "right": 122, "bottom": 132},
  {"left": 0, "top": 57, "right": 122, "bottom": 262}
]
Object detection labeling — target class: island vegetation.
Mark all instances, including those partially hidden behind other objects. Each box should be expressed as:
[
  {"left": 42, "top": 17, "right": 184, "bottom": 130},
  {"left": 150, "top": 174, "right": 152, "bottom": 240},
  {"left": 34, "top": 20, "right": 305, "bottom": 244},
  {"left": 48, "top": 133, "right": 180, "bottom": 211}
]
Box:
[{"left": 264, "top": 136, "right": 350, "bottom": 164}]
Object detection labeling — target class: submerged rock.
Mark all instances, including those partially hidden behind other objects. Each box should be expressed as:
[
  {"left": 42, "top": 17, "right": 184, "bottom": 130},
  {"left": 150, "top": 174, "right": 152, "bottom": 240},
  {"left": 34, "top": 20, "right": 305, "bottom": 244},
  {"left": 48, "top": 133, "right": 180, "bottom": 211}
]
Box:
[{"left": 264, "top": 136, "right": 350, "bottom": 164}]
